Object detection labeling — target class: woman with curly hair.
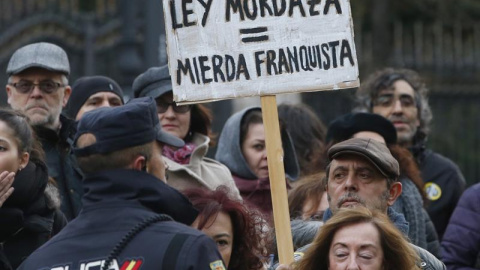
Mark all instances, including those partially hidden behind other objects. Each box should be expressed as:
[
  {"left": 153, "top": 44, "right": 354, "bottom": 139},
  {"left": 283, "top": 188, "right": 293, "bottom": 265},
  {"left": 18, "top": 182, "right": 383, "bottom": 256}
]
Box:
[{"left": 184, "top": 186, "right": 269, "bottom": 270}]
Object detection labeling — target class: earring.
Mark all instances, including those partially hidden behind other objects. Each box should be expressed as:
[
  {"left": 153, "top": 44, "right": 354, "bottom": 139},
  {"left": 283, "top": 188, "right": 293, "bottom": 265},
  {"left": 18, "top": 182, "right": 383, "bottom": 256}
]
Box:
[{"left": 18, "top": 166, "right": 23, "bottom": 172}]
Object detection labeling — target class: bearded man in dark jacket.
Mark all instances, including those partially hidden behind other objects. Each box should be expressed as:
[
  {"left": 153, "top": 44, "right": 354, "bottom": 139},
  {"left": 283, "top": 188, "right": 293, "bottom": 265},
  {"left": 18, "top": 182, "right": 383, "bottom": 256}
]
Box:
[
  {"left": 354, "top": 68, "right": 466, "bottom": 240},
  {"left": 5, "top": 42, "right": 83, "bottom": 220}
]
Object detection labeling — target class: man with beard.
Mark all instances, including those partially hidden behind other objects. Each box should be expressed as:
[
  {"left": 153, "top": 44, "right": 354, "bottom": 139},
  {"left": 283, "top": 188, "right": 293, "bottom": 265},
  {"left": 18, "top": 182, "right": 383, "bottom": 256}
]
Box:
[
  {"left": 354, "top": 68, "right": 465, "bottom": 239},
  {"left": 274, "top": 138, "right": 445, "bottom": 270},
  {"left": 5, "top": 42, "right": 83, "bottom": 220},
  {"left": 323, "top": 138, "right": 405, "bottom": 232}
]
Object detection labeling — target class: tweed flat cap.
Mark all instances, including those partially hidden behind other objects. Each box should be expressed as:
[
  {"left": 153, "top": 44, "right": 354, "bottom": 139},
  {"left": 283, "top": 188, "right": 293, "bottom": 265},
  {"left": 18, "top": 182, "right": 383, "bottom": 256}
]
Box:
[
  {"left": 73, "top": 97, "right": 184, "bottom": 157},
  {"left": 7, "top": 42, "right": 70, "bottom": 76},
  {"left": 328, "top": 138, "right": 400, "bottom": 179},
  {"left": 133, "top": 65, "right": 172, "bottom": 98},
  {"left": 326, "top": 113, "right": 397, "bottom": 144}
]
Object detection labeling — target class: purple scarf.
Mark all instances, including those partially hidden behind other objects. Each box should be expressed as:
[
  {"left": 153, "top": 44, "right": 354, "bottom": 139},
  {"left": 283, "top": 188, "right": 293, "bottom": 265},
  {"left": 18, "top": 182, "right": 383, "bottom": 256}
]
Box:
[{"left": 163, "top": 143, "right": 197, "bottom": 165}]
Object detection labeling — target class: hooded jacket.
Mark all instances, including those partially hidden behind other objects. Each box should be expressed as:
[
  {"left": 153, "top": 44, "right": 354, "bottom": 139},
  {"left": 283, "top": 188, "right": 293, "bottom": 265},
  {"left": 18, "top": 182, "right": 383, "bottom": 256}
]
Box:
[
  {"left": 165, "top": 132, "right": 241, "bottom": 200},
  {"left": 0, "top": 160, "right": 66, "bottom": 269},
  {"left": 215, "top": 107, "right": 299, "bottom": 216},
  {"left": 18, "top": 169, "right": 225, "bottom": 270}
]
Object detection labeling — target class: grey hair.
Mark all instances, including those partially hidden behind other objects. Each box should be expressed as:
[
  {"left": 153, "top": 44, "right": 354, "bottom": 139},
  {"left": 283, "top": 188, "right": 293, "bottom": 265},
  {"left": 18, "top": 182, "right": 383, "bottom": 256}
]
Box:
[
  {"left": 353, "top": 68, "right": 433, "bottom": 142},
  {"left": 291, "top": 218, "right": 324, "bottom": 250}
]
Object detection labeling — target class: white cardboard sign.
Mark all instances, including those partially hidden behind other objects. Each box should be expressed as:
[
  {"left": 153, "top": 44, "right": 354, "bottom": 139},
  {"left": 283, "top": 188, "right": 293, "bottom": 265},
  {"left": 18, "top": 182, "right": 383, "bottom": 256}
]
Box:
[{"left": 163, "top": 0, "right": 360, "bottom": 104}]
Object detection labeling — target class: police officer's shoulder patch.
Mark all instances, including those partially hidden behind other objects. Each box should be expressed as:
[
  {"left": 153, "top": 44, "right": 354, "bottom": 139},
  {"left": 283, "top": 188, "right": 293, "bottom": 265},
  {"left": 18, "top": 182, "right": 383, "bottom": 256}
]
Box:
[
  {"left": 424, "top": 182, "right": 442, "bottom": 201},
  {"left": 210, "top": 260, "right": 226, "bottom": 270}
]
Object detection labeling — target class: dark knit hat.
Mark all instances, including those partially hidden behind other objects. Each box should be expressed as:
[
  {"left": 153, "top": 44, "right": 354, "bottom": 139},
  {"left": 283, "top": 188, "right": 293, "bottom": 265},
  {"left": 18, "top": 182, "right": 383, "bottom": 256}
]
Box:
[
  {"left": 326, "top": 113, "right": 397, "bottom": 145},
  {"left": 65, "top": 76, "right": 124, "bottom": 119}
]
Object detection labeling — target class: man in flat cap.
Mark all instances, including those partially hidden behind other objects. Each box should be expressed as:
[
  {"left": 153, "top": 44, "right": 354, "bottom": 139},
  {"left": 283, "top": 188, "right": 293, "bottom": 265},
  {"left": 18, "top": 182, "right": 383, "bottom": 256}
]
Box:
[
  {"left": 65, "top": 75, "right": 124, "bottom": 121},
  {"left": 18, "top": 97, "right": 227, "bottom": 270},
  {"left": 275, "top": 138, "right": 445, "bottom": 270},
  {"left": 5, "top": 42, "right": 83, "bottom": 220}
]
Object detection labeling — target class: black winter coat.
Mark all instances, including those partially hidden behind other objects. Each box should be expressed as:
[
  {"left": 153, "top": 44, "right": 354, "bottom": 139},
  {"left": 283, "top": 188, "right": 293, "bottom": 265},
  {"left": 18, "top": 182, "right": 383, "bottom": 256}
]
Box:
[
  {"left": 34, "top": 114, "right": 84, "bottom": 220},
  {"left": 18, "top": 169, "right": 225, "bottom": 270},
  {"left": 0, "top": 160, "right": 67, "bottom": 269}
]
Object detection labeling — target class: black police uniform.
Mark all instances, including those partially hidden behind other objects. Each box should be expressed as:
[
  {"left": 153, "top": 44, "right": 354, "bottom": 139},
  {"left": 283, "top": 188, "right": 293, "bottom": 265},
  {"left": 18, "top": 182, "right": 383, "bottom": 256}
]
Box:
[{"left": 18, "top": 169, "right": 225, "bottom": 270}]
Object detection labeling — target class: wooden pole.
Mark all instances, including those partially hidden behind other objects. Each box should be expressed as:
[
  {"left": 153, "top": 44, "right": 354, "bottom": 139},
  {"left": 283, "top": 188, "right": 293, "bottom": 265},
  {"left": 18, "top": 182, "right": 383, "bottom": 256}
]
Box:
[{"left": 260, "top": 95, "right": 294, "bottom": 265}]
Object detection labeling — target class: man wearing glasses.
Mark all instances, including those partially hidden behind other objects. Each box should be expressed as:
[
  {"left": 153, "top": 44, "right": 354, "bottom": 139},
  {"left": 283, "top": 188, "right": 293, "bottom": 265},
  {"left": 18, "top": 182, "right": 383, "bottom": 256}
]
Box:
[
  {"left": 5, "top": 42, "right": 83, "bottom": 220},
  {"left": 353, "top": 68, "right": 466, "bottom": 240}
]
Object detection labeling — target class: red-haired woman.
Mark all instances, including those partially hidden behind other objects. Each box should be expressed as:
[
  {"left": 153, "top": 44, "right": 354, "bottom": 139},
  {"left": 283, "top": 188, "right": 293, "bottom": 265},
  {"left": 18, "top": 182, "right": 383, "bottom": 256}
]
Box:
[{"left": 184, "top": 186, "right": 269, "bottom": 270}]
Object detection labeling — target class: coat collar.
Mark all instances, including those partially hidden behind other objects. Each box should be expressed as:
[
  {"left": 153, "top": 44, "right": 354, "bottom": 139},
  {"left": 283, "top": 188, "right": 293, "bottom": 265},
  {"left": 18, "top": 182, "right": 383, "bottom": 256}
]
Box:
[{"left": 81, "top": 169, "right": 198, "bottom": 225}]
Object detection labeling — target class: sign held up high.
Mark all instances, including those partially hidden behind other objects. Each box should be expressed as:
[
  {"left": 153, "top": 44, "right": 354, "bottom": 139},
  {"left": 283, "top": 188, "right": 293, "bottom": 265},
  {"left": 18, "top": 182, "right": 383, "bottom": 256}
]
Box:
[{"left": 163, "top": 0, "right": 359, "bottom": 103}]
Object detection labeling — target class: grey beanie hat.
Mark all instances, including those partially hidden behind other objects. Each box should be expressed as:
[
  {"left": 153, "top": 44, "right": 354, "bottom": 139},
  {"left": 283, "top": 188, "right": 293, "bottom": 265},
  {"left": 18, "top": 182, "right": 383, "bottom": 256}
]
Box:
[
  {"left": 133, "top": 65, "right": 172, "bottom": 98},
  {"left": 7, "top": 42, "right": 70, "bottom": 76}
]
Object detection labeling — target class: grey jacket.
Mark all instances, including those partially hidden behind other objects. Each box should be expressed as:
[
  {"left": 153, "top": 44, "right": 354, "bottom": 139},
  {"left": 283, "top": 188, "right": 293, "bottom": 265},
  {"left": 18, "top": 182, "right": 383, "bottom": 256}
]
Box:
[{"left": 165, "top": 132, "right": 241, "bottom": 200}]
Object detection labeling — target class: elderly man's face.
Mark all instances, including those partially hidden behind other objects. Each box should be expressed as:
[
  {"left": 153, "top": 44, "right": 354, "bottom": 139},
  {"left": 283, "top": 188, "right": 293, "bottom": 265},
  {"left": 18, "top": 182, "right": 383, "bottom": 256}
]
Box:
[
  {"left": 6, "top": 68, "right": 71, "bottom": 130},
  {"left": 326, "top": 154, "right": 401, "bottom": 215}
]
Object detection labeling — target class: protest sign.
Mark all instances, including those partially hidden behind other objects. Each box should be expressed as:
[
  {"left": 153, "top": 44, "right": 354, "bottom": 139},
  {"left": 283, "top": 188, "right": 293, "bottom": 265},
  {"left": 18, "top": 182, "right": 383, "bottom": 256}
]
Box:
[
  {"left": 163, "top": 0, "right": 359, "bottom": 104},
  {"left": 163, "top": 0, "right": 359, "bottom": 264}
]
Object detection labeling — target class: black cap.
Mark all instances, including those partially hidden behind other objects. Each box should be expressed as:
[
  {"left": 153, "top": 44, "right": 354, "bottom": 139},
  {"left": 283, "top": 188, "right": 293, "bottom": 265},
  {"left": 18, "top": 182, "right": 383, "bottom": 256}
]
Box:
[
  {"left": 326, "top": 113, "right": 397, "bottom": 144},
  {"left": 66, "top": 76, "right": 125, "bottom": 119},
  {"left": 133, "top": 65, "right": 172, "bottom": 98},
  {"left": 328, "top": 138, "right": 400, "bottom": 179},
  {"left": 73, "top": 97, "right": 184, "bottom": 157}
]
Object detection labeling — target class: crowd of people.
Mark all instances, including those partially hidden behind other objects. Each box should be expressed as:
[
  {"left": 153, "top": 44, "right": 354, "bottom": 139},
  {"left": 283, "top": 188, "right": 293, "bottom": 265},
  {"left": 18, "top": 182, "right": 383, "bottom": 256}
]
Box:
[{"left": 0, "top": 41, "right": 477, "bottom": 270}]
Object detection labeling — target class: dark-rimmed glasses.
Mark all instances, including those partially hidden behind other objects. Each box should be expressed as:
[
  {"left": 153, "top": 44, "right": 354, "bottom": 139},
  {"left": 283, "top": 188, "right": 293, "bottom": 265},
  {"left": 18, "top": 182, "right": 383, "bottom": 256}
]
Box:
[
  {"left": 9, "top": 80, "right": 64, "bottom": 94},
  {"left": 156, "top": 100, "right": 192, "bottom": 114}
]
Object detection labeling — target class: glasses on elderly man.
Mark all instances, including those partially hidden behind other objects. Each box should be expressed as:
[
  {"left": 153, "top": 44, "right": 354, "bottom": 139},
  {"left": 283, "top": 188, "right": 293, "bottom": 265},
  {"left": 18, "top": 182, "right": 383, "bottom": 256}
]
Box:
[
  {"left": 156, "top": 100, "right": 192, "bottom": 114},
  {"left": 9, "top": 80, "right": 64, "bottom": 94}
]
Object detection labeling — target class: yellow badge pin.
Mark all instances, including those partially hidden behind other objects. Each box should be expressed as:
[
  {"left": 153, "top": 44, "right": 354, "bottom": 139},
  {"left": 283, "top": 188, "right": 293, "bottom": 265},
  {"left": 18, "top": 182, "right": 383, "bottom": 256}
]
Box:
[
  {"left": 210, "top": 260, "right": 226, "bottom": 270},
  {"left": 424, "top": 182, "right": 442, "bottom": 201}
]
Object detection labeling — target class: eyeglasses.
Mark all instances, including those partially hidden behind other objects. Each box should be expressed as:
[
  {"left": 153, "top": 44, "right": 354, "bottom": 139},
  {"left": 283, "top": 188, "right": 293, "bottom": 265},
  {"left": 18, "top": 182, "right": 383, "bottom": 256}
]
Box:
[
  {"left": 156, "top": 100, "right": 192, "bottom": 114},
  {"left": 373, "top": 93, "right": 416, "bottom": 108},
  {"left": 10, "top": 80, "right": 64, "bottom": 94}
]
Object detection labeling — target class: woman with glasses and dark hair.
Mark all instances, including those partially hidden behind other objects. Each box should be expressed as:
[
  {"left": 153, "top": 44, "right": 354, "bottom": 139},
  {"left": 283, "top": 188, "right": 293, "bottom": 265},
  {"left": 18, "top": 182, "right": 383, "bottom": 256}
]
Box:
[{"left": 132, "top": 66, "right": 241, "bottom": 199}]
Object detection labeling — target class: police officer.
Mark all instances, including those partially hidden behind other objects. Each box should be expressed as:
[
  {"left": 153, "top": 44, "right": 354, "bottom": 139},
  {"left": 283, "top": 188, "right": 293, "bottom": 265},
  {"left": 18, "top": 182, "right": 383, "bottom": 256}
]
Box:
[{"left": 18, "top": 97, "right": 226, "bottom": 270}]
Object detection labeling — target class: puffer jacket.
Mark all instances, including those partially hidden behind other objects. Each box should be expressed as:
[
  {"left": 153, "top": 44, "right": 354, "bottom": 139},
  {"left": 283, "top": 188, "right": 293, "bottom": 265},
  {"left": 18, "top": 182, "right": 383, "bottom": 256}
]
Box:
[{"left": 441, "top": 183, "right": 480, "bottom": 270}]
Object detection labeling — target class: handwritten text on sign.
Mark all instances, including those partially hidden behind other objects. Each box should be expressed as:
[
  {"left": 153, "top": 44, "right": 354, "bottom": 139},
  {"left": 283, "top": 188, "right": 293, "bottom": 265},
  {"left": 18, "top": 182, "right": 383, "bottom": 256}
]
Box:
[{"left": 163, "top": 0, "right": 359, "bottom": 104}]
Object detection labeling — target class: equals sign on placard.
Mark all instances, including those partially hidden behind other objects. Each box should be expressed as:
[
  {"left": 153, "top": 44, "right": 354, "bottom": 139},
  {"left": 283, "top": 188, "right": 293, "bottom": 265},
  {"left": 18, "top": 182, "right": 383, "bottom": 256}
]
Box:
[{"left": 240, "top": 27, "right": 269, "bottom": 43}]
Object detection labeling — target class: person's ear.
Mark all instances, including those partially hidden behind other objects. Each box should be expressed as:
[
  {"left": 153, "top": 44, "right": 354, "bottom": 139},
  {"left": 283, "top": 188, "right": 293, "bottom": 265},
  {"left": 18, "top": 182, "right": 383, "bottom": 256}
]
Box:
[
  {"left": 18, "top": 152, "right": 30, "bottom": 171},
  {"left": 386, "top": 181, "right": 402, "bottom": 206},
  {"left": 132, "top": 155, "right": 147, "bottom": 171},
  {"left": 6, "top": 84, "right": 13, "bottom": 105},
  {"left": 62, "top": 86, "right": 72, "bottom": 107}
]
